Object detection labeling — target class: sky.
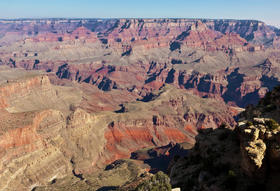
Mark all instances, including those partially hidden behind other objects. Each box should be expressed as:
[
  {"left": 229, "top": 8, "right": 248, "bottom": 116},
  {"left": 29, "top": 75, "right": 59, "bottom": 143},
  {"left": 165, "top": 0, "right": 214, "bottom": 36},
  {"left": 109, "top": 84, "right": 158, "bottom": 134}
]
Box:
[{"left": 0, "top": 0, "right": 279, "bottom": 27}]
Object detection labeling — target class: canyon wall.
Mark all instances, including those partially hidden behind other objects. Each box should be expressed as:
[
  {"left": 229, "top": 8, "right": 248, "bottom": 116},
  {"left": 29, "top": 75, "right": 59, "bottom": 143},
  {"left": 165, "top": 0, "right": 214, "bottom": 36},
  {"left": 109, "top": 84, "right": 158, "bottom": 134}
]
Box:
[
  {"left": 1, "top": 19, "right": 279, "bottom": 107},
  {"left": 0, "top": 69, "right": 236, "bottom": 190}
]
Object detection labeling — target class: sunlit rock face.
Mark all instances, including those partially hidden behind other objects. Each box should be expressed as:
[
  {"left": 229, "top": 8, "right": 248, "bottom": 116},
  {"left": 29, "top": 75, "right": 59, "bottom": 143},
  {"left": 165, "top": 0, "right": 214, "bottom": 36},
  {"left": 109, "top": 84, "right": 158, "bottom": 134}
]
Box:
[{"left": 0, "top": 67, "right": 236, "bottom": 190}]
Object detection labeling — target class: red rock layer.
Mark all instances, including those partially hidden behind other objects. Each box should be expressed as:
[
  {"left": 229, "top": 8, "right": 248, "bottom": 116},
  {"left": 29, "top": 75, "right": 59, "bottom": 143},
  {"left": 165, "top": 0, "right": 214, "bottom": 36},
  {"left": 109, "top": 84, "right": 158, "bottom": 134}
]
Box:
[
  {"left": 0, "top": 109, "right": 64, "bottom": 171},
  {"left": 104, "top": 120, "right": 193, "bottom": 164},
  {"left": 19, "top": 19, "right": 264, "bottom": 53},
  {"left": 26, "top": 26, "right": 98, "bottom": 43}
]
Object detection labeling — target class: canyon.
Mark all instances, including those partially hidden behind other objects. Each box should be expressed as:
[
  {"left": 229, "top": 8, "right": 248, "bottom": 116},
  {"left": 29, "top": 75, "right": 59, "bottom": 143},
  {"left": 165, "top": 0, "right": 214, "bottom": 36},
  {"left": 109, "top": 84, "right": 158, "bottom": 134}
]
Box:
[
  {"left": 0, "top": 67, "right": 235, "bottom": 190},
  {"left": 0, "top": 18, "right": 279, "bottom": 190},
  {"left": 1, "top": 18, "right": 280, "bottom": 108}
]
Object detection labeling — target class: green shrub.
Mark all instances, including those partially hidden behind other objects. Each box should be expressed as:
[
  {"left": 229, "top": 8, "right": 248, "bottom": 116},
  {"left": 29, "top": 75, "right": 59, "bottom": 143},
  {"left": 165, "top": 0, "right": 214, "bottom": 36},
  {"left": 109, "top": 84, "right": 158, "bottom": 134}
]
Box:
[
  {"left": 265, "top": 119, "right": 279, "bottom": 130},
  {"left": 228, "top": 170, "right": 236, "bottom": 177},
  {"left": 246, "top": 121, "right": 253, "bottom": 127},
  {"left": 135, "top": 171, "right": 172, "bottom": 191},
  {"left": 223, "top": 170, "right": 237, "bottom": 190}
]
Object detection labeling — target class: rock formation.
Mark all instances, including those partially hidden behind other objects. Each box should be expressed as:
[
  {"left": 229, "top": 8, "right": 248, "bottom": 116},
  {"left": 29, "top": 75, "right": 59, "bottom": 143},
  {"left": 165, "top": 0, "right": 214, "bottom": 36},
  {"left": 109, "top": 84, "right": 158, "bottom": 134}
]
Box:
[
  {"left": 1, "top": 19, "right": 279, "bottom": 107},
  {"left": 168, "top": 86, "right": 280, "bottom": 191}
]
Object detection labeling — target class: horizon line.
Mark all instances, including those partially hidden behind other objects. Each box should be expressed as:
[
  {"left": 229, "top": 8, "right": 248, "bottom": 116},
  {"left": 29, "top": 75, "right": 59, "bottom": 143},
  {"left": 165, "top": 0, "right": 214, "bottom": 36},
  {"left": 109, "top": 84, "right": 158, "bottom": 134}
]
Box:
[
  {"left": 1, "top": 17, "right": 278, "bottom": 28},
  {"left": 0, "top": 17, "right": 264, "bottom": 22}
]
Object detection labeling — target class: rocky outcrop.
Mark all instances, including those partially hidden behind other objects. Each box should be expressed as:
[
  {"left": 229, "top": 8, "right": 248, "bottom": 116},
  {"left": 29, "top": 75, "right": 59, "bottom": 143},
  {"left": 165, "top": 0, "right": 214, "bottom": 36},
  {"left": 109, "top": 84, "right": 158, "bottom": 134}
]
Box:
[
  {"left": 238, "top": 118, "right": 276, "bottom": 179},
  {"left": 0, "top": 67, "right": 82, "bottom": 114},
  {"left": 0, "top": 75, "right": 54, "bottom": 110},
  {"left": 103, "top": 85, "right": 236, "bottom": 164},
  {"left": 169, "top": 86, "right": 280, "bottom": 191},
  {"left": 0, "top": 109, "right": 71, "bottom": 191},
  {"left": 169, "top": 118, "right": 280, "bottom": 191},
  {"left": 170, "top": 21, "right": 254, "bottom": 52},
  {"left": 28, "top": 26, "right": 98, "bottom": 43},
  {"left": 208, "top": 19, "right": 277, "bottom": 45}
]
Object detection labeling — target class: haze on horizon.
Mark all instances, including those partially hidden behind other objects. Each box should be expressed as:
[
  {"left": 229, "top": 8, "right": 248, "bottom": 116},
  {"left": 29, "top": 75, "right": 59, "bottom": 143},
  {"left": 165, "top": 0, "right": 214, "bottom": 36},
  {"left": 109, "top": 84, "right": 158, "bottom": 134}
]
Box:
[{"left": 1, "top": 0, "right": 279, "bottom": 28}]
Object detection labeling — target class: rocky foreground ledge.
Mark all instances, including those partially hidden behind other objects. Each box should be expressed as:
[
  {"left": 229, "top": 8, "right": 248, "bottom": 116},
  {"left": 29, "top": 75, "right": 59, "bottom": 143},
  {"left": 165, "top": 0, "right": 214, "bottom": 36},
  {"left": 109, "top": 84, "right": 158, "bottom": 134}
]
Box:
[
  {"left": 167, "top": 117, "right": 280, "bottom": 191},
  {"left": 168, "top": 86, "right": 280, "bottom": 191}
]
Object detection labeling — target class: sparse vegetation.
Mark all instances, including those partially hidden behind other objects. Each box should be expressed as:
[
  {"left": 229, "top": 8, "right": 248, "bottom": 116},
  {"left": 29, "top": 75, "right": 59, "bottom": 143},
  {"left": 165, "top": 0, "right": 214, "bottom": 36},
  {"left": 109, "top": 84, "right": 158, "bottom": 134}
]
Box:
[
  {"left": 228, "top": 170, "right": 236, "bottom": 177},
  {"left": 223, "top": 170, "right": 237, "bottom": 191},
  {"left": 135, "top": 171, "right": 172, "bottom": 191},
  {"left": 246, "top": 121, "right": 253, "bottom": 127},
  {"left": 265, "top": 119, "right": 279, "bottom": 130}
]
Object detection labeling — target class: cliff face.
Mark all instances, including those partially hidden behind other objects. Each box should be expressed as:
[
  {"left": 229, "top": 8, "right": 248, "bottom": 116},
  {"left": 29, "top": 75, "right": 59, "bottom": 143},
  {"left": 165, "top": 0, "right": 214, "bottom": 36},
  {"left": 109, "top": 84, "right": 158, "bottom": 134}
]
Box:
[
  {"left": 102, "top": 85, "right": 236, "bottom": 164},
  {"left": 25, "top": 55, "right": 278, "bottom": 107},
  {"left": 0, "top": 18, "right": 277, "bottom": 45},
  {"left": 18, "top": 19, "right": 265, "bottom": 52},
  {"left": 1, "top": 19, "right": 279, "bottom": 107},
  {"left": 0, "top": 67, "right": 236, "bottom": 190},
  {"left": 169, "top": 86, "right": 280, "bottom": 191},
  {"left": 0, "top": 75, "right": 54, "bottom": 109},
  {"left": 169, "top": 120, "right": 280, "bottom": 191},
  {"left": 0, "top": 67, "right": 82, "bottom": 114},
  {"left": 0, "top": 109, "right": 71, "bottom": 191},
  {"left": 207, "top": 20, "right": 277, "bottom": 44}
]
